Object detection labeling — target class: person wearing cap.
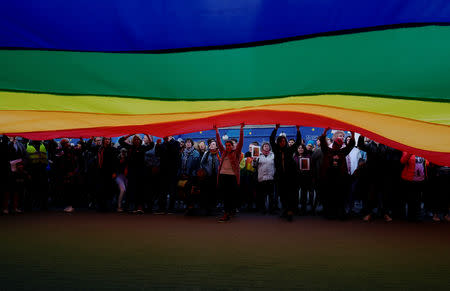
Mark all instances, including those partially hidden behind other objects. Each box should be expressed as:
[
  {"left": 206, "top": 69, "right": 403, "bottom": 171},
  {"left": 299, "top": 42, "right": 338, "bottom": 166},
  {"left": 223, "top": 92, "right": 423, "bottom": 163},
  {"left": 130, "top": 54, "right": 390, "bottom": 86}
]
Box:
[{"left": 319, "top": 128, "right": 355, "bottom": 219}]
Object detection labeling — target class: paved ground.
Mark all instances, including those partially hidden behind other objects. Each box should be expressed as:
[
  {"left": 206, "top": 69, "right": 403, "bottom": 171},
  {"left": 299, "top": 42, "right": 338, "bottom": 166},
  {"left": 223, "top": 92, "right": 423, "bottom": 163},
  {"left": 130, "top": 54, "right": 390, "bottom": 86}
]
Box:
[{"left": 1, "top": 212, "right": 449, "bottom": 290}]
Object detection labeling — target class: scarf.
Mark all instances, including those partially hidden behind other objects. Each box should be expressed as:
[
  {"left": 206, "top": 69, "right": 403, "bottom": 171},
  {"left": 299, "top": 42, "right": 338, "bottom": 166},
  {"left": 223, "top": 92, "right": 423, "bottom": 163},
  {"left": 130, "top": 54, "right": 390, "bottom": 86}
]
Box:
[
  {"left": 182, "top": 147, "right": 195, "bottom": 171},
  {"left": 208, "top": 149, "right": 220, "bottom": 175}
]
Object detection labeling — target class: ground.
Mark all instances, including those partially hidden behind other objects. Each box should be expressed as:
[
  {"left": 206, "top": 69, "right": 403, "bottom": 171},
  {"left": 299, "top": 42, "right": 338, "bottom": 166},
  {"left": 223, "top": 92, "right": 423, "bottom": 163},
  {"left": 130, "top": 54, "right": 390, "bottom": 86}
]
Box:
[{"left": 1, "top": 212, "right": 449, "bottom": 290}]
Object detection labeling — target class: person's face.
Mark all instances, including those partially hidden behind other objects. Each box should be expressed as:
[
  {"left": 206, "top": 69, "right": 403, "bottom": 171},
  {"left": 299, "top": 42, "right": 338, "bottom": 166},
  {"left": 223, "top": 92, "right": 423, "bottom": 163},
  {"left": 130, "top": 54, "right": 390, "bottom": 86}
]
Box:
[
  {"left": 180, "top": 141, "right": 185, "bottom": 148},
  {"left": 306, "top": 144, "right": 313, "bottom": 151},
  {"left": 199, "top": 142, "right": 206, "bottom": 150},
  {"left": 232, "top": 141, "right": 237, "bottom": 150},
  {"left": 95, "top": 137, "right": 102, "bottom": 146},
  {"left": 225, "top": 142, "right": 233, "bottom": 153},
  {"left": 143, "top": 136, "right": 149, "bottom": 144},
  {"left": 102, "top": 137, "right": 111, "bottom": 146},
  {"left": 262, "top": 144, "right": 270, "bottom": 152},
  {"left": 279, "top": 138, "right": 287, "bottom": 148},
  {"left": 345, "top": 136, "right": 351, "bottom": 145},
  {"left": 288, "top": 140, "right": 295, "bottom": 147},
  {"left": 185, "top": 140, "right": 192, "bottom": 149},
  {"left": 61, "top": 140, "right": 69, "bottom": 148},
  {"left": 9, "top": 137, "right": 16, "bottom": 143},
  {"left": 297, "top": 145, "right": 304, "bottom": 155},
  {"left": 316, "top": 139, "right": 321, "bottom": 146},
  {"left": 209, "top": 141, "right": 217, "bottom": 151},
  {"left": 326, "top": 138, "right": 332, "bottom": 146},
  {"left": 132, "top": 136, "right": 141, "bottom": 146},
  {"left": 335, "top": 132, "right": 345, "bottom": 140}
]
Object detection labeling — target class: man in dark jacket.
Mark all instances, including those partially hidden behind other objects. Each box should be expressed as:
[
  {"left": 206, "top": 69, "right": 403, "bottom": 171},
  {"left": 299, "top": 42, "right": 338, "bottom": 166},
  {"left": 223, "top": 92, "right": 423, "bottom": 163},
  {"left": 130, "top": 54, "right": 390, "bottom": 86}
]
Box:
[
  {"left": 156, "top": 136, "right": 180, "bottom": 213},
  {"left": 119, "top": 134, "right": 154, "bottom": 213},
  {"left": 357, "top": 136, "right": 393, "bottom": 222}
]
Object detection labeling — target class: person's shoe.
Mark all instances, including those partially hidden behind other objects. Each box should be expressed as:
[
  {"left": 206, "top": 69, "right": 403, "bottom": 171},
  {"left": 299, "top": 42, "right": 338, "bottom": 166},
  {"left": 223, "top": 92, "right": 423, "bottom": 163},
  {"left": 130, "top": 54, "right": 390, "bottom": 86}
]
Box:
[
  {"left": 2, "top": 209, "right": 9, "bottom": 215},
  {"left": 444, "top": 214, "right": 450, "bottom": 222},
  {"left": 432, "top": 214, "right": 441, "bottom": 222},
  {"left": 218, "top": 214, "right": 230, "bottom": 222},
  {"left": 14, "top": 208, "right": 23, "bottom": 214},
  {"left": 117, "top": 207, "right": 124, "bottom": 213},
  {"left": 133, "top": 209, "right": 144, "bottom": 214},
  {"left": 64, "top": 206, "right": 74, "bottom": 213},
  {"left": 363, "top": 214, "right": 372, "bottom": 222},
  {"left": 384, "top": 214, "right": 393, "bottom": 222}
]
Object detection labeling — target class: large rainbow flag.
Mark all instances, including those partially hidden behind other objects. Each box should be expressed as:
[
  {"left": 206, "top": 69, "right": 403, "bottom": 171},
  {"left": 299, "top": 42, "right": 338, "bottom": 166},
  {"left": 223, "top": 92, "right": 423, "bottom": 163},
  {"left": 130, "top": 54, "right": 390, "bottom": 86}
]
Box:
[{"left": 1, "top": 1, "right": 450, "bottom": 165}]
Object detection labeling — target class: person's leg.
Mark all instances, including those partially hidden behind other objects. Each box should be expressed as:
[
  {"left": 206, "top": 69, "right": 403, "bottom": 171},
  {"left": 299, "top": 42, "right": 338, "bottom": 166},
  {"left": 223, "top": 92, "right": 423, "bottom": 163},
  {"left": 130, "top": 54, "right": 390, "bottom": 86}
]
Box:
[{"left": 116, "top": 175, "right": 126, "bottom": 211}]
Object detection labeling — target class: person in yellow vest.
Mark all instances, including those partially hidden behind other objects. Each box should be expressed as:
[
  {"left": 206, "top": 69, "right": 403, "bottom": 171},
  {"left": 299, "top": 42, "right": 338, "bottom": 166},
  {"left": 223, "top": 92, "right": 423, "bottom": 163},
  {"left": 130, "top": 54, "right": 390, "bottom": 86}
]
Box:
[{"left": 25, "top": 140, "right": 49, "bottom": 210}]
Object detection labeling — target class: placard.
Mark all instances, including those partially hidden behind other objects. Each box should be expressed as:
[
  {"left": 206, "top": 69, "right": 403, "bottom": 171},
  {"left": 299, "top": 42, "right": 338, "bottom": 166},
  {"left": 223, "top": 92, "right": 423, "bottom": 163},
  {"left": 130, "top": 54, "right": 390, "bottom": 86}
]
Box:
[{"left": 300, "top": 158, "right": 310, "bottom": 171}]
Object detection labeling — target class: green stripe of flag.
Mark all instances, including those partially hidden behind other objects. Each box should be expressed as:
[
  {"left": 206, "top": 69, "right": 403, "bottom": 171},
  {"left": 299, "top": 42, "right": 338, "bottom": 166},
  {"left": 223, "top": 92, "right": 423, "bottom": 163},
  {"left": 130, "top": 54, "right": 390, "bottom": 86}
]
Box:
[{"left": 1, "top": 26, "right": 450, "bottom": 101}]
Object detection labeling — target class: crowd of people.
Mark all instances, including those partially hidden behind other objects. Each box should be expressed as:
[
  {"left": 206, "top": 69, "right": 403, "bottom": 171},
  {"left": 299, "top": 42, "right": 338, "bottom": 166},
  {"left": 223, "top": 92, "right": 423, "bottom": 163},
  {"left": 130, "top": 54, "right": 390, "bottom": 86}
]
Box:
[{"left": 1, "top": 124, "right": 449, "bottom": 223}]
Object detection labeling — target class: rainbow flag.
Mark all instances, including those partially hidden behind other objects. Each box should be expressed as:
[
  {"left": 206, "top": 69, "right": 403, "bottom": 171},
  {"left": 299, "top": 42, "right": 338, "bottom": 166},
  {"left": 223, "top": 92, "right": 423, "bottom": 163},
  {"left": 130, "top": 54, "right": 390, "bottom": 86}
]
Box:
[{"left": 1, "top": 1, "right": 449, "bottom": 165}]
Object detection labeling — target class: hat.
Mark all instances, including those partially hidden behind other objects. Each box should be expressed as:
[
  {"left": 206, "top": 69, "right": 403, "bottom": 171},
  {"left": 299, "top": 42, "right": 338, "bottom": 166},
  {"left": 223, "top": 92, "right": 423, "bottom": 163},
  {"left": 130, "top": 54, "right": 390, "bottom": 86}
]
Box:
[
  {"left": 307, "top": 140, "right": 315, "bottom": 146},
  {"left": 177, "top": 138, "right": 184, "bottom": 143}
]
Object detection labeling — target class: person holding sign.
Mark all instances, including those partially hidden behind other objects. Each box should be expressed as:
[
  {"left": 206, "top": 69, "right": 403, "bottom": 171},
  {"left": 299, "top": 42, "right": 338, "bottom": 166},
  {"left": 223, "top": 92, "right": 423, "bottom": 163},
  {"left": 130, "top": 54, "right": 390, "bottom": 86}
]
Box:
[{"left": 294, "top": 144, "right": 313, "bottom": 215}]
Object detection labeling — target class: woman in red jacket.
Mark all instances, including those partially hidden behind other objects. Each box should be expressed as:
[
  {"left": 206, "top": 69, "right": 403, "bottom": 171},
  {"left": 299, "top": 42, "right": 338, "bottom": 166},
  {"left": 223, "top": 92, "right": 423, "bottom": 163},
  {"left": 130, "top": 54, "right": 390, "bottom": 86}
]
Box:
[
  {"left": 400, "top": 152, "right": 428, "bottom": 221},
  {"left": 214, "top": 123, "right": 244, "bottom": 222}
]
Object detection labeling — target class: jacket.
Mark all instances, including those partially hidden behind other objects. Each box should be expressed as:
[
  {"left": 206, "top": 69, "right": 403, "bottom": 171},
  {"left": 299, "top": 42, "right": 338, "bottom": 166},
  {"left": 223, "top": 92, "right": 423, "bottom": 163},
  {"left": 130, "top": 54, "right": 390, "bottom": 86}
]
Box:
[
  {"left": 400, "top": 152, "right": 428, "bottom": 181},
  {"left": 253, "top": 152, "right": 275, "bottom": 182},
  {"left": 216, "top": 128, "right": 244, "bottom": 184}
]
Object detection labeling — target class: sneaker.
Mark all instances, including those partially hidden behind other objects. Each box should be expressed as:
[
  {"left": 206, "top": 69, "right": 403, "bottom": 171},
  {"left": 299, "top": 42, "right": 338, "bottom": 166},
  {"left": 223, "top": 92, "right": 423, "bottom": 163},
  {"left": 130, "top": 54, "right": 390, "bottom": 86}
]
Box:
[
  {"left": 133, "top": 209, "right": 144, "bottom": 214},
  {"left": 432, "top": 214, "right": 441, "bottom": 222},
  {"left": 64, "top": 206, "right": 74, "bottom": 213},
  {"left": 384, "top": 214, "right": 393, "bottom": 222},
  {"left": 218, "top": 214, "right": 230, "bottom": 222},
  {"left": 14, "top": 208, "right": 23, "bottom": 214},
  {"left": 2, "top": 209, "right": 8, "bottom": 215},
  {"left": 363, "top": 214, "right": 372, "bottom": 222},
  {"left": 117, "top": 207, "right": 124, "bottom": 213},
  {"left": 444, "top": 214, "right": 450, "bottom": 222}
]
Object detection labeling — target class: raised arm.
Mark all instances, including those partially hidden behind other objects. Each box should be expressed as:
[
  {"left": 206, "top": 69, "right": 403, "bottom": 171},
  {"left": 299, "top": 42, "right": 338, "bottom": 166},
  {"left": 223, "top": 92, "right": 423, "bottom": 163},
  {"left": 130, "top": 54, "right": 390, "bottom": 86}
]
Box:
[
  {"left": 357, "top": 135, "right": 369, "bottom": 152},
  {"left": 341, "top": 132, "right": 355, "bottom": 156},
  {"left": 270, "top": 124, "right": 280, "bottom": 151},
  {"left": 118, "top": 134, "right": 132, "bottom": 149},
  {"left": 214, "top": 125, "right": 225, "bottom": 153},
  {"left": 319, "top": 127, "right": 330, "bottom": 153},
  {"left": 294, "top": 125, "right": 302, "bottom": 148},
  {"left": 142, "top": 134, "right": 155, "bottom": 151},
  {"left": 235, "top": 123, "right": 245, "bottom": 153}
]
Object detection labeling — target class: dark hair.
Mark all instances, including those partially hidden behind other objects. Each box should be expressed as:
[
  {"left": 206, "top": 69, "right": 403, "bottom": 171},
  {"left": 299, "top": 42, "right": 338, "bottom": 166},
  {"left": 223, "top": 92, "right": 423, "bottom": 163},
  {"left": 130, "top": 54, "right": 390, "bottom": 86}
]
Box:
[
  {"left": 230, "top": 138, "right": 238, "bottom": 144},
  {"left": 294, "top": 144, "right": 307, "bottom": 156},
  {"left": 276, "top": 135, "right": 287, "bottom": 145},
  {"left": 185, "top": 138, "right": 194, "bottom": 145},
  {"left": 225, "top": 140, "right": 233, "bottom": 147},
  {"left": 207, "top": 138, "right": 216, "bottom": 145},
  {"left": 289, "top": 138, "right": 295, "bottom": 142},
  {"left": 251, "top": 141, "right": 259, "bottom": 146}
]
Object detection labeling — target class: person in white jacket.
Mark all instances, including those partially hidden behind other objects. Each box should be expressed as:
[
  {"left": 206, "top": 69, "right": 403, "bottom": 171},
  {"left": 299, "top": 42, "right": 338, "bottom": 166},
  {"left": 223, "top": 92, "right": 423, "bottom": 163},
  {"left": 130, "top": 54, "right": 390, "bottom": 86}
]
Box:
[{"left": 253, "top": 142, "right": 276, "bottom": 214}]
